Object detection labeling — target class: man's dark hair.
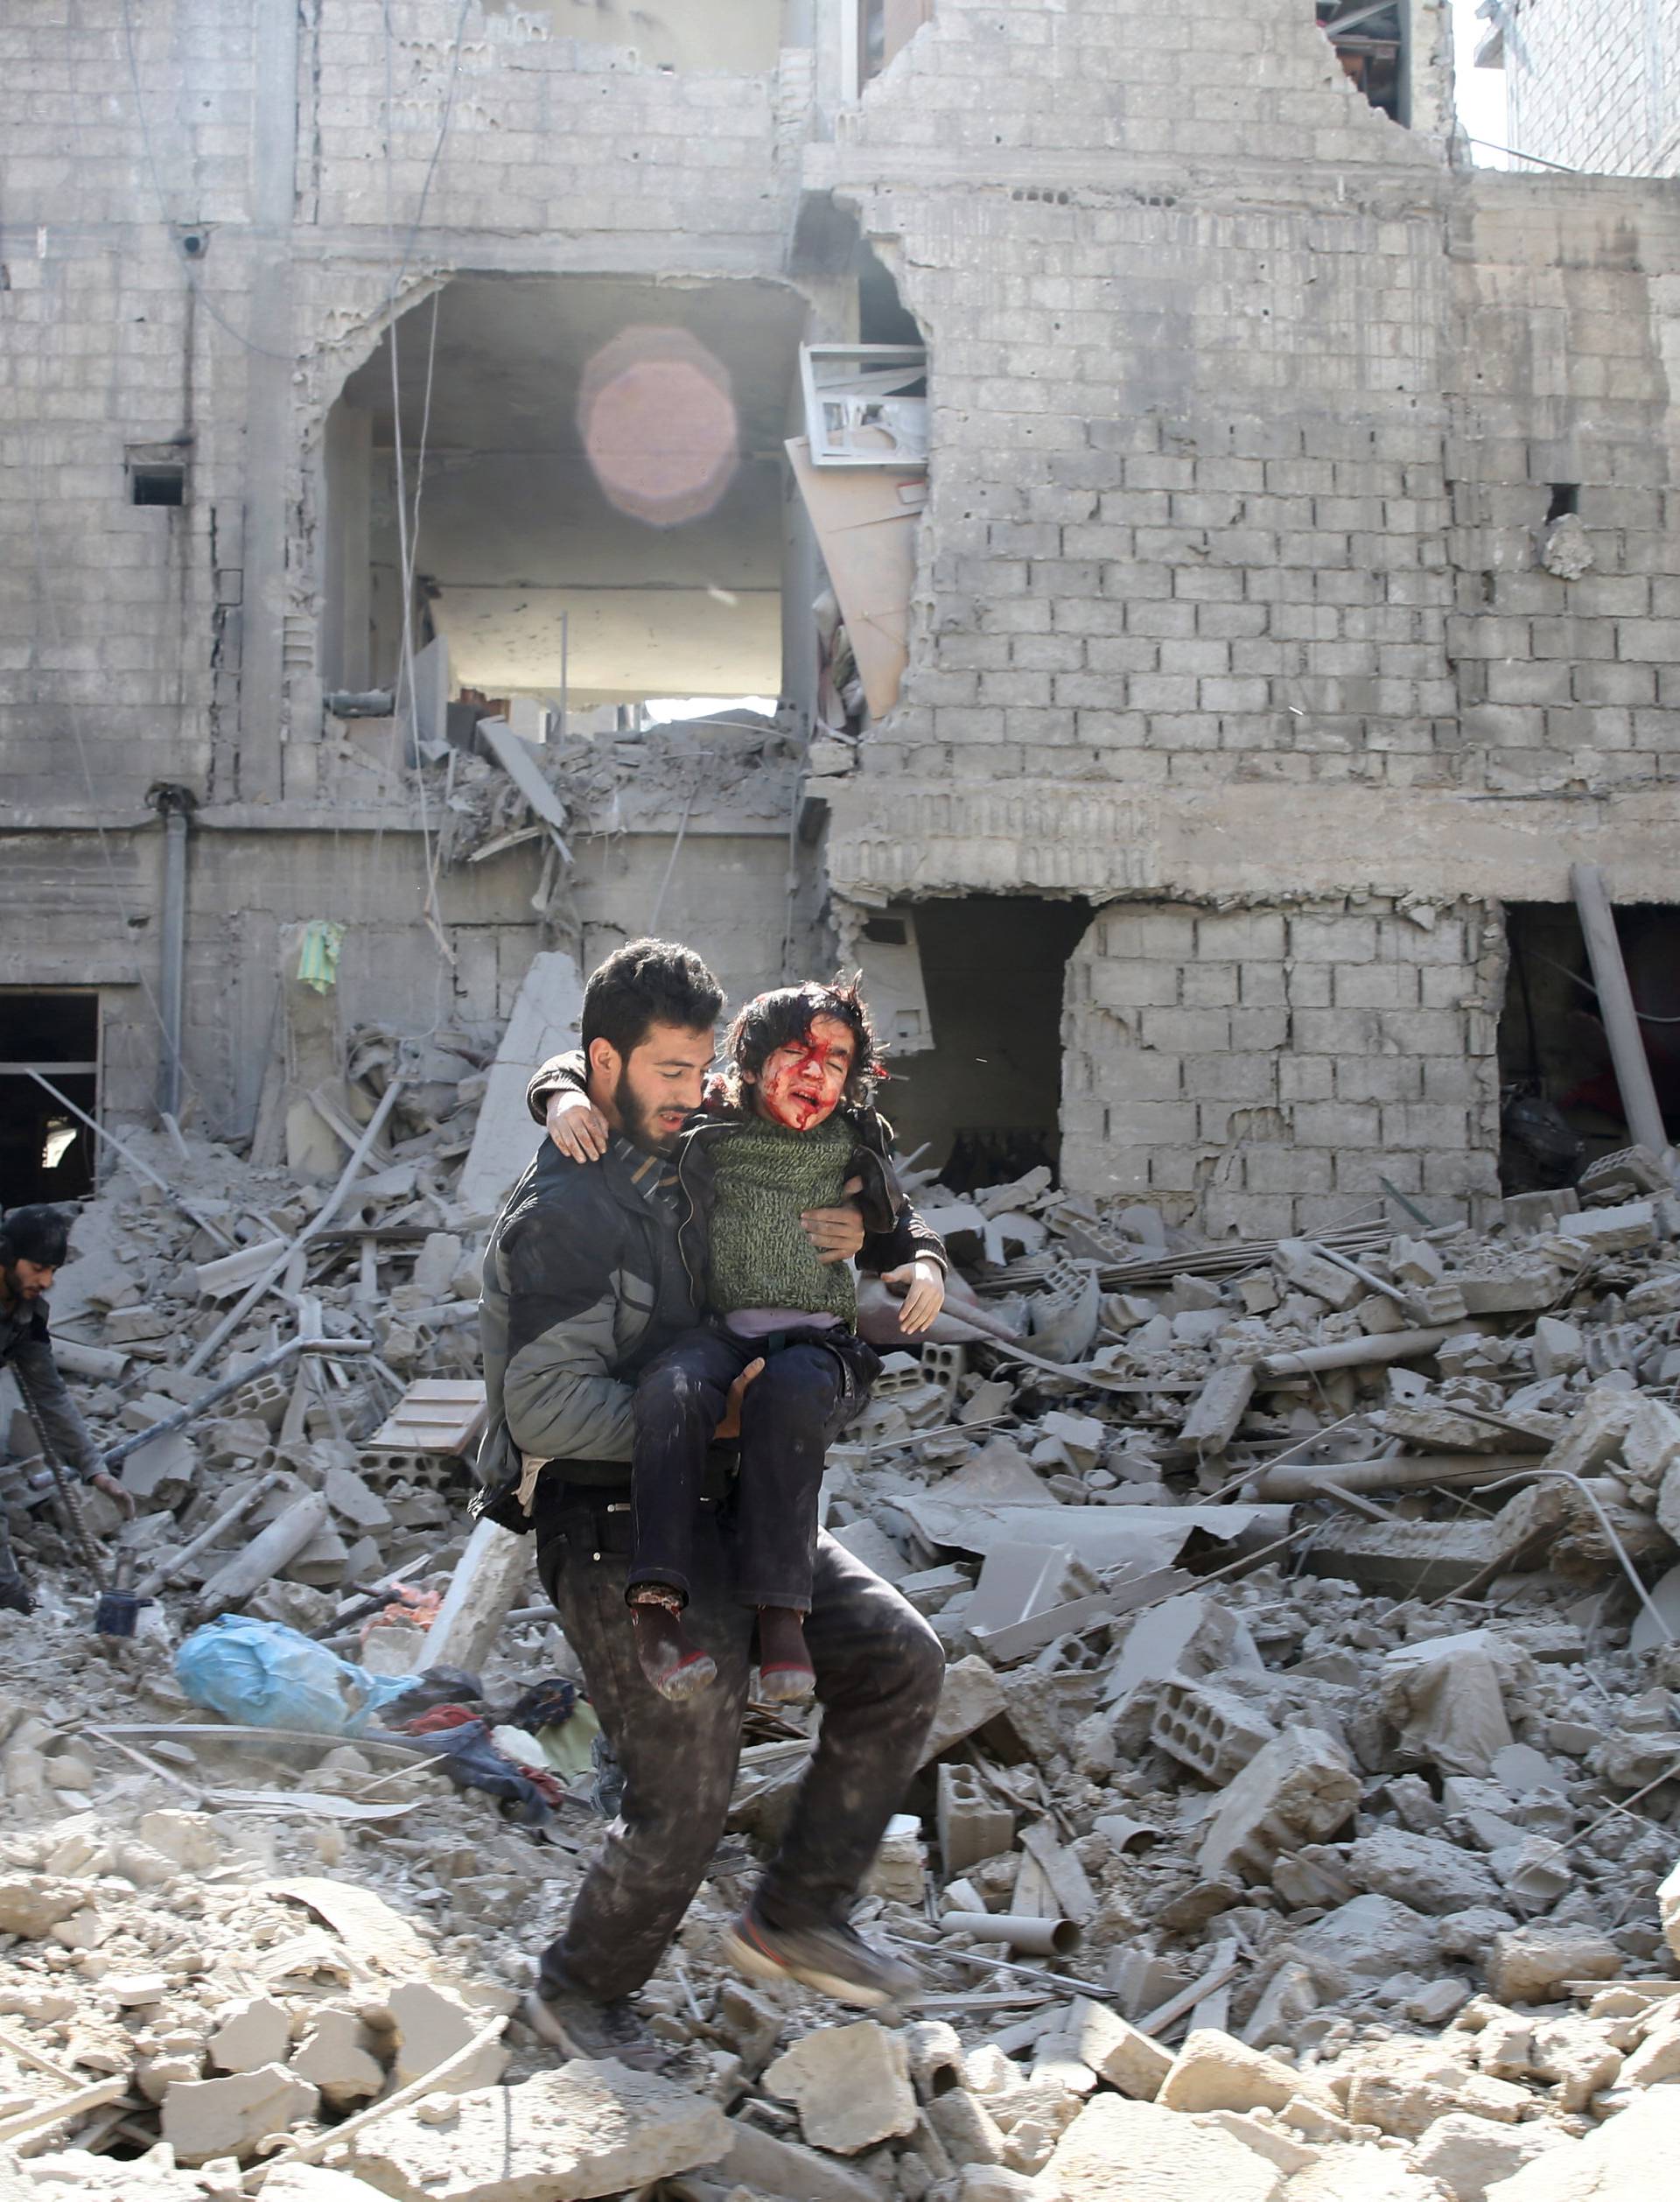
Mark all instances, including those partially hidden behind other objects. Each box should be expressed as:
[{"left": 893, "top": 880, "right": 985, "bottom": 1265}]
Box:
[
  {"left": 580, "top": 938, "right": 724, "bottom": 1061},
  {"left": 725, "top": 975, "right": 882, "bottom": 1109},
  {"left": 0, "top": 1205, "right": 73, "bottom": 1270}
]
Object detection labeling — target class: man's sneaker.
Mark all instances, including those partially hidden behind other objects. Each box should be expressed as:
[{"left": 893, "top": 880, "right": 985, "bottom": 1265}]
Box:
[
  {"left": 720, "top": 1905, "right": 921, "bottom": 2009},
  {"left": 522, "top": 1983, "right": 670, "bottom": 2070}
]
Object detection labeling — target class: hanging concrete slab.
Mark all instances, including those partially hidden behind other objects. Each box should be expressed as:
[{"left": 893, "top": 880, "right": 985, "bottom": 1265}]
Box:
[{"left": 458, "top": 950, "right": 585, "bottom": 1214}]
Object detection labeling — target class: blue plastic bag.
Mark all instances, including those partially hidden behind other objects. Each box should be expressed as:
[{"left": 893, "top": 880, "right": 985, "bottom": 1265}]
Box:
[{"left": 176, "top": 1616, "right": 418, "bottom": 1737}]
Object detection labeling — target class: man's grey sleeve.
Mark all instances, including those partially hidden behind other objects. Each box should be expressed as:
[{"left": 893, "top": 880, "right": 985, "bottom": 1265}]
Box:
[
  {"left": 496, "top": 1211, "right": 640, "bottom": 1462},
  {"left": 10, "top": 1338, "right": 102, "bottom": 1479}
]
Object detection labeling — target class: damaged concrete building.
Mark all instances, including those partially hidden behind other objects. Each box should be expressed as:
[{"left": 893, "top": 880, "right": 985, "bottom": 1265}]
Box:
[{"left": 4, "top": 0, "right": 1679, "bottom": 1220}]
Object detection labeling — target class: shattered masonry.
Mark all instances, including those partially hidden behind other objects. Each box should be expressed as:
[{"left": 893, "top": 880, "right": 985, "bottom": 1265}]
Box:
[{"left": 3, "top": 0, "right": 1678, "bottom": 1222}]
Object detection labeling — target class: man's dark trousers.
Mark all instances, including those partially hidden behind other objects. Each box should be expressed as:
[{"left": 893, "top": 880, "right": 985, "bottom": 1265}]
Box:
[
  {"left": 533, "top": 1483, "right": 944, "bottom": 2005},
  {"left": 627, "top": 1324, "right": 880, "bottom": 1611}
]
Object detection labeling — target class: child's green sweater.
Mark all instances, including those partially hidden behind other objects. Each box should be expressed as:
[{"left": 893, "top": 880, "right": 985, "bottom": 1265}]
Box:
[{"left": 705, "top": 1114, "right": 857, "bottom": 1324}]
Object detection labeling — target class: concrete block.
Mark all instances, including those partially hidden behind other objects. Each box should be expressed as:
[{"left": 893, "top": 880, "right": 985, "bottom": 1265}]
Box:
[
  {"left": 1151, "top": 1678, "right": 1278, "bottom": 1785},
  {"left": 1557, "top": 1199, "right": 1656, "bottom": 1252},
  {"left": 350, "top": 2060, "right": 729, "bottom": 2201},
  {"left": 763, "top": 2021, "right": 919, "bottom": 2155},
  {"left": 1274, "top": 1239, "right": 1366, "bottom": 1310},
  {"left": 936, "top": 1763, "right": 1015, "bottom": 1874},
  {"left": 1196, "top": 1724, "right": 1361, "bottom": 1884},
  {"left": 1065, "top": 1996, "right": 1172, "bottom": 2101}
]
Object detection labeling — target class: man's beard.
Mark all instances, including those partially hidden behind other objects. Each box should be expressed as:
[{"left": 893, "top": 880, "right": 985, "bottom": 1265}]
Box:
[
  {"left": 0, "top": 1265, "right": 37, "bottom": 1302},
  {"left": 611, "top": 1067, "right": 677, "bottom": 1154}
]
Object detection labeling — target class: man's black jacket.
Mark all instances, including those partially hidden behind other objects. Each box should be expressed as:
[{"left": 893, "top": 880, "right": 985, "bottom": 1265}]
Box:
[{"left": 472, "top": 1055, "right": 945, "bottom": 1522}]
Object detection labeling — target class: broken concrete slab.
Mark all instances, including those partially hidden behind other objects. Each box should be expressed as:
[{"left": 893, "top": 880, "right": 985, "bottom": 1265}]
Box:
[
  {"left": 350, "top": 2060, "right": 729, "bottom": 2201},
  {"left": 1158, "top": 2029, "right": 1329, "bottom": 2118},
  {"left": 718, "top": 2115, "right": 887, "bottom": 2202},
  {"left": 1284, "top": 1896, "right": 1440, "bottom": 2002},
  {"left": 206, "top": 1995, "right": 290, "bottom": 2074},
  {"left": 762, "top": 2020, "right": 919, "bottom": 2155},
  {"left": 1482, "top": 2086, "right": 1680, "bottom": 2200},
  {"left": 1044, "top": 2094, "right": 1284, "bottom": 2202},
  {"left": 161, "top": 2064, "right": 319, "bottom": 2165},
  {"left": 458, "top": 950, "right": 584, "bottom": 1214},
  {"left": 1377, "top": 1632, "right": 1517, "bottom": 1778},
  {"left": 1485, "top": 1925, "right": 1620, "bottom": 2006},
  {"left": 1197, "top": 1725, "right": 1361, "bottom": 1883}
]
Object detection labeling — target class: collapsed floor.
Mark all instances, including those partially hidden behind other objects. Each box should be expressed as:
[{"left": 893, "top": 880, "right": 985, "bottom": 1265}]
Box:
[{"left": 1, "top": 1086, "right": 1679, "bottom": 2202}]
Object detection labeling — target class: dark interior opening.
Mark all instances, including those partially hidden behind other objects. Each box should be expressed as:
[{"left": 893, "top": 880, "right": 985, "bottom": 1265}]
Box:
[
  {"left": 884, "top": 897, "right": 1092, "bottom": 1189},
  {"left": 130, "top": 464, "right": 186, "bottom": 508},
  {"left": 1498, "top": 902, "right": 1680, "bottom": 1189},
  {"left": 1546, "top": 482, "right": 1580, "bottom": 522},
  {"left": 1317, "top": 1, "right": 1406, "bottom": 126},
  {"left": 0, "top": 993, "right": 99, "bottom": 1206}
]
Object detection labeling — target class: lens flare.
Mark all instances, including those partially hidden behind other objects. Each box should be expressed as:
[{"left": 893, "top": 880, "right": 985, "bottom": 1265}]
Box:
[{"left": 578, "top": 326, "right": 739, "bottom": 527}]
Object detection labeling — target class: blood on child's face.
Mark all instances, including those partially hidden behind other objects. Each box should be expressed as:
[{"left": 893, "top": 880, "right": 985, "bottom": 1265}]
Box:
[{"left": 754, "top": 1013, "right": 857, "bottom": 1131}]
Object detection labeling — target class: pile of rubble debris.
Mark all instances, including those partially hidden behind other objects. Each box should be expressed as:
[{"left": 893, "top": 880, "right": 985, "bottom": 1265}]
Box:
[{"left": 2, "top": 1108, "right": 1679, "bottom": 2200}]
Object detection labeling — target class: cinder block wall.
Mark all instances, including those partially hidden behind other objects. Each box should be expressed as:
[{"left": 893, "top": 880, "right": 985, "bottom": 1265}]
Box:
[
  {"left": 1502, "top": 0, "right": 1680, "bottom": 176},
  {"left": 1060, "top": 899, "right": 1504, "bottom": 1237},
  {"left": 819, "top": 0, "right": 1680, "bottom": 1222}
]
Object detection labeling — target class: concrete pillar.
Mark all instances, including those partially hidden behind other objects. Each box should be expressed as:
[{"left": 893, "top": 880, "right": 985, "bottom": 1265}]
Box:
[{"left": 238, "top": 0, "right": 300, "bottom": 800}]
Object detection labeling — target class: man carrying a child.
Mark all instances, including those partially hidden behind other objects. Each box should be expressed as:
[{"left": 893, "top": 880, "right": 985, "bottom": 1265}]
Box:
[{"left": 473, "top": 937, "right": 947, "bottom": 2066}]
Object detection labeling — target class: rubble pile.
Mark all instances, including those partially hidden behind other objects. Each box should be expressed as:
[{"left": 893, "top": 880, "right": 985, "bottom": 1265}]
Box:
[{"left": 2, "top": 1127, "right": 1679, "bottom": 2199}]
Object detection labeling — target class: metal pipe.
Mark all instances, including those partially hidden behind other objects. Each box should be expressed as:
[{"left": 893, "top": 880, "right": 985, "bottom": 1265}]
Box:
[
  {"left": 940, "top": 1912, "right": 1082, "bottom": 1958},
  {"left": 1571, "top": 863, "right": 1670, "bottom": 1159},
  {"left": 150, "top": 785, "right": 195, "bottom": 1122},
  {"left": 103, "top": 1338, "right": 371, "bottom": 1468}
]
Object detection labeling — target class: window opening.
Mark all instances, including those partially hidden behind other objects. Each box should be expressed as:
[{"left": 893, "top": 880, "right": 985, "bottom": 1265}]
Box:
[
  {"left": 130, "top": 460, "right": 186, "bottom": 507},
  {"left": 0, "top": 992, "right": 99, "bottom": 1203},
  {"left": 1545, "top": 483, "right": 1579, "bottom": 522},
  {"left": 1497, "top": 904, "right": 1679, "bottom": 1190},
  {"left": 860, "top": 0, "right": 934, "bottom": 86},
  {"left": 1316, "top": 1, "right": 1406, "bottom": 125}
]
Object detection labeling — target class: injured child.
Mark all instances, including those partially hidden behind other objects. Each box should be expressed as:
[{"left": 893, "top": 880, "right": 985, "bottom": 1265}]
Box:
[{"left": 548, "top": 976, "right": 948, "bottom": 1703}]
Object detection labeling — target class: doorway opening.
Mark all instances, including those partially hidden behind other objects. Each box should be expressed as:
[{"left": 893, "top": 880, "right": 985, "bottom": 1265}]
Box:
[
  {"left": 877, "top": 897, "right": 1092, "bottom": 1188},
  {"left": 1498, "top": 902, "right": 1680, "bottom": 1189},
  {"left": 0, "top": 993, "right": 99, "bottom": 1205}
]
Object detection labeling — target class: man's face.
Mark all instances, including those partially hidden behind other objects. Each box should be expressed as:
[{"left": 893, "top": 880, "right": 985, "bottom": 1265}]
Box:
[
  {"left": 589, "top": 1021, "right": 714, "bottom": 1153},
  {"left": 2, "top": 1259, "right": 54, "bottom": 1303},
  {"left": 751, "top": 1013, "right": 857, "bottom": 1132}
]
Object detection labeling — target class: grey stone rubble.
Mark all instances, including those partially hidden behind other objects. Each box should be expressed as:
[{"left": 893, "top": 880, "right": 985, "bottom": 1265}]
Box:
[{"left": 2, "top": 1134, "right": 1680, "bottom": 2199}]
